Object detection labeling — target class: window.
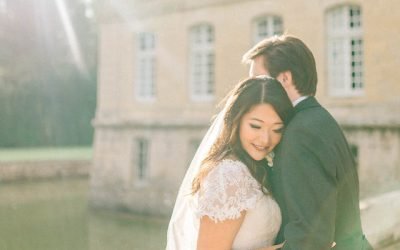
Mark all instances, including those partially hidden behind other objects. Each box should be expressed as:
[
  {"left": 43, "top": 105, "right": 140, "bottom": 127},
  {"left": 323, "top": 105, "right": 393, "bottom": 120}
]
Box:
[
  {"left": 134, "top": 138, "right": 149, "bottom": 181},
  {"left": 326, "top": 5, "right": 363, "bottom": 96},
  {"left": 253, "top": 15, "right": 283, "bottom": 44},
  {"left": 349, "top": 143, "right": 359, "bottom": 169},
  {"left": 135, "top": 32, "right": 156, "bottom": 101},
  {"left": 189, "top": 24, "right": 214, "bottom": 101}
]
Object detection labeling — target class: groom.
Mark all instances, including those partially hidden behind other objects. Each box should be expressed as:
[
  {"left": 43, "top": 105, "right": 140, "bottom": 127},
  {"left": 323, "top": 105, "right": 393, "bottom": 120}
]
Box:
[{"left": 243, "top": 35, "right": 372, "bottom": 250}]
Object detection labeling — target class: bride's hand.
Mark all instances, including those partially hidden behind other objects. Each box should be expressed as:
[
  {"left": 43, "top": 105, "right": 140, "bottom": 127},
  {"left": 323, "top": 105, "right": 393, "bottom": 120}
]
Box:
[{"left": 258, "top": 242, "right": 284, "bottom": 250}]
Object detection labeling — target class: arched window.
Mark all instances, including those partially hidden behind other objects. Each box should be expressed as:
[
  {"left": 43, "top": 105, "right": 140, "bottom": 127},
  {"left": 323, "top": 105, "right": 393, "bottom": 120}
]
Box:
[
  {"left": 252, "top": 15, "right": 283, "bottom": 44},
  {"left": 326, "top": 5, "right": 363, "bottom": 96},
  {"left": 135, "top": 32, "right": 156, "bottom": 101},
  {"left": 189, "top": 24, "right": 214, "bottom": 101}
]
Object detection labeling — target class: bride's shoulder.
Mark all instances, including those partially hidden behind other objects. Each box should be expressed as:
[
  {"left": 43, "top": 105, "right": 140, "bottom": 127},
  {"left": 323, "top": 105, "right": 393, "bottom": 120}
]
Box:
[
  {"left": 217, "top": 157, "right": 246, "bottom": 169},
  {"left": 198, "top": 158, "right": 263, "bottom": 221},
  {"left": 208, "top": 158, "right": 251, "bottom": 179}
]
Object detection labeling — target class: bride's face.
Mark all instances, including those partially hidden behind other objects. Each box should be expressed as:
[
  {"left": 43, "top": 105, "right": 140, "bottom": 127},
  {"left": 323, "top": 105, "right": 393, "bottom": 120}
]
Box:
[{"left": 239, "top": 103, "right": 284, "bottom": 161}]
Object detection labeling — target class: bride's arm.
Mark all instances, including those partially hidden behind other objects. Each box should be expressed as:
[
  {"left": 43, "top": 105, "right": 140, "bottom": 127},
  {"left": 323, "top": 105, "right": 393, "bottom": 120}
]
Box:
[
  {"left": 197, "top": 212, "right": 246, "bottom": 250},
  {"left": 196, "top": 160, "right": 263, "bottom": 250}
]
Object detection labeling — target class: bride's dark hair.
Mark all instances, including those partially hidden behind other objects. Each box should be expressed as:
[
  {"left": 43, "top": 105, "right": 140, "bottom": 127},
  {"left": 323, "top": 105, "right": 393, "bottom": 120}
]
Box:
[{"left": 192, "top": 77, "right": 294, "bottom": 194}]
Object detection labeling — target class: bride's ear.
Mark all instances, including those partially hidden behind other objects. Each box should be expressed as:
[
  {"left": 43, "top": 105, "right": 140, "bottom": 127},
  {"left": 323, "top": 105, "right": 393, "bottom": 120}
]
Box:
[{"left": 276, "top": 71, "right": 293, "bottom": 89}]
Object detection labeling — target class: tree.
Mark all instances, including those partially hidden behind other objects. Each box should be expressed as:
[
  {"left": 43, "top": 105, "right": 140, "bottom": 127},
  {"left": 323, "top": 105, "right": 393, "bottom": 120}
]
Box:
[{"left": 0, "top": 0, "right": 98, "bottom": 147}]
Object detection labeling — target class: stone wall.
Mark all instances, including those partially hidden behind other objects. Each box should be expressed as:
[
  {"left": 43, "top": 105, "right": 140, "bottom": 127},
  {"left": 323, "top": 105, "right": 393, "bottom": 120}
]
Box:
[
  {"left": 361, "top": 190, "right": 400, "bottom": 248},
  {"left": 343, "top": 126, "right": 400, "bottom": 197},
  {"left": 90, "top": 124, "right": 208, "bottom": 216},
  {"left": 0, "top": 160, "right": 90, "bottom": 182}
]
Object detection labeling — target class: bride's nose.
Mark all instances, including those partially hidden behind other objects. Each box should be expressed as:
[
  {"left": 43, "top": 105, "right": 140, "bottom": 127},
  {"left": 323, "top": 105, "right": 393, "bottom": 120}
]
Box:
[{"left": 259, "top": 131, "right": 270, "bottom": 146}]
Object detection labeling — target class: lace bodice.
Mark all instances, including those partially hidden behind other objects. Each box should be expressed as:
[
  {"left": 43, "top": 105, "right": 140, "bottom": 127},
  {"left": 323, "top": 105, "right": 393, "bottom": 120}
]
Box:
[
  {"left": 196, "top": 159, "right": 282, "bottom": 250},
  {"left": 197, "top": 159, "right": 262, "bottom": 221}
]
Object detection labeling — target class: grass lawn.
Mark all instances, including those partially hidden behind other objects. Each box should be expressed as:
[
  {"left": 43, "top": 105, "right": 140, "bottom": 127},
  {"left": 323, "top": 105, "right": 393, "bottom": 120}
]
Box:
[{"left": 0, "top": 147, "right": 92, "bottom": 162}]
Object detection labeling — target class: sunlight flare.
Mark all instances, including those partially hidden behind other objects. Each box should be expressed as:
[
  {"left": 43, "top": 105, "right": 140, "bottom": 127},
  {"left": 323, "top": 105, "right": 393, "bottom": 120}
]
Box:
[{"left": 55, "top": 0, "right": 88, "bottom": 76}]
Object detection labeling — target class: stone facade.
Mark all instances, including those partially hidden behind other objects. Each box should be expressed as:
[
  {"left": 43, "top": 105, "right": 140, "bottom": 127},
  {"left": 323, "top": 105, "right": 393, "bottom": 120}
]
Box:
[
  {"left": 0, "top": 160, "right": 90, "bottom": 181},
  {"left": 91, "top": 0, "right": 400, "bottom": 216}
]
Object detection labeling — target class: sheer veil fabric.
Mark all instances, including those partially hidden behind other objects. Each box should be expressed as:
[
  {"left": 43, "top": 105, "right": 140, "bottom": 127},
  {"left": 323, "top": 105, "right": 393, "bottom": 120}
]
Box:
[{"left": 166, "top": 101, "right": 229, "bottom": 250}]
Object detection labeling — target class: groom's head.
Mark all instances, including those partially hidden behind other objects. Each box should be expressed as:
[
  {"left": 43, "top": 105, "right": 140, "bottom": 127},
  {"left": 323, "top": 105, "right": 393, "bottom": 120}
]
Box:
[{"left": 242, "top": 35, "right": 318, "bottom": 99}]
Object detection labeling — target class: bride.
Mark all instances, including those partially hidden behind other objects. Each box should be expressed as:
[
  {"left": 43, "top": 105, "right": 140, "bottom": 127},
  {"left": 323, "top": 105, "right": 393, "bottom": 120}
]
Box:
[{"left": 166, "top": 76, "right": 294, "bottom": 250}]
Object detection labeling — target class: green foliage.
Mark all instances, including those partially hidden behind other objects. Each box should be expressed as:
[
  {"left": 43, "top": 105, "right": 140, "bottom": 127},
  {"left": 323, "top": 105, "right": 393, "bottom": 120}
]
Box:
[
  {"left": 0, "top": 67, "right": 97, "bottom": 147},
  {"left": 0, "top": 0, "right": 98, "bottom": 147}
]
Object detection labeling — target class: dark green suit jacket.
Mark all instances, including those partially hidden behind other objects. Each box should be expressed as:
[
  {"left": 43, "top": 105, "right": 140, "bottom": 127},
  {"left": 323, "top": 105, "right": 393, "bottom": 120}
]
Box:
[{"left": 270, "top": 97, "right": 372, "bottom": 250}]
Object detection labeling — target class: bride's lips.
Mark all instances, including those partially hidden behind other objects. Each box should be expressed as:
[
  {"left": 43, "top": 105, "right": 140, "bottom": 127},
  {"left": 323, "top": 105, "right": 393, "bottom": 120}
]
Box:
[{"left": 252, "top": 143, "right": 268, "bottom": 152}]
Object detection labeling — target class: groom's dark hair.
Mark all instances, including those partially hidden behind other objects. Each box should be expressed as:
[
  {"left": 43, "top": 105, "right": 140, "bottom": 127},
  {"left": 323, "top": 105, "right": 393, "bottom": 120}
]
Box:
[{"left": 242, "top": 34, "right": 318, "bottom": 96}]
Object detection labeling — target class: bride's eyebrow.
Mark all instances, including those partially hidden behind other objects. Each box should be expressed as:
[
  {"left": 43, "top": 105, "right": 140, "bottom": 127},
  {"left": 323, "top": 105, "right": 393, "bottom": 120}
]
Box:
[
  {"left": 249, "top": 118, "right": 264, "bottom": 122},
  {"left": 250, "top": 118, "right": 283, "bottom": 125}
]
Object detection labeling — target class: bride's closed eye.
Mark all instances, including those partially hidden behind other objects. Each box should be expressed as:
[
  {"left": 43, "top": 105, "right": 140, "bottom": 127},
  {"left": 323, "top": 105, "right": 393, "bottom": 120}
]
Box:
[
  {"left": 273, "top": 127, "right": 285, "bottom": 133},
  {"left": 250, "top": 124, "right": 261, "bottom": 129}
]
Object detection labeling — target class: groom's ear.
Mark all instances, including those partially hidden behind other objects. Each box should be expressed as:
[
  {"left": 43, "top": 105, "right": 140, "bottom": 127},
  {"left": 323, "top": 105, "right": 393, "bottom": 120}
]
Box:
[{"left": 276, "top": 71, "right": 293, "bottom": 89}]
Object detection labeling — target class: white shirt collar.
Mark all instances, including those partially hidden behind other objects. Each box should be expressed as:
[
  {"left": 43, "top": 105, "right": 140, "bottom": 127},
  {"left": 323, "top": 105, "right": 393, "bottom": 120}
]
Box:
[{"left": 292, "top": 96, "right": 309, "bottom": 107}]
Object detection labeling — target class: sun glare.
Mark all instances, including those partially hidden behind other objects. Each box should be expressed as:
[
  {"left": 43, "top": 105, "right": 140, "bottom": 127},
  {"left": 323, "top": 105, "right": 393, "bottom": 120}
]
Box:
[{"left": 55, "top": 0, "right": 88, "bottom": 76}]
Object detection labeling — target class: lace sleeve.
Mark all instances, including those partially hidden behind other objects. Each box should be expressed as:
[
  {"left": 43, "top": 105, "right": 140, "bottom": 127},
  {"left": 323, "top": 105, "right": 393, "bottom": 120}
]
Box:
[{"left": 197, "top": 159, "right": 263, "bottom": 223}]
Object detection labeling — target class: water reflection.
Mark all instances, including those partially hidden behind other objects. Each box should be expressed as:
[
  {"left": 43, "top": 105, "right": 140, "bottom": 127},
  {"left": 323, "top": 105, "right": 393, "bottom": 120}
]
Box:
[{"left": 0, "top": 178, "right": 168, "bottom": 250}]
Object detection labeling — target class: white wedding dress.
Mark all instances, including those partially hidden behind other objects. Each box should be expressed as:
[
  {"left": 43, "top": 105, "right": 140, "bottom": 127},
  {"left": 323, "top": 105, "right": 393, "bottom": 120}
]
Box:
[
  {"left": 167, "top": 91, "right": 282, "bottom": 250},
  {"left": 168, "top": 159, "right": 281, "bottom": 250}
]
